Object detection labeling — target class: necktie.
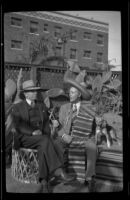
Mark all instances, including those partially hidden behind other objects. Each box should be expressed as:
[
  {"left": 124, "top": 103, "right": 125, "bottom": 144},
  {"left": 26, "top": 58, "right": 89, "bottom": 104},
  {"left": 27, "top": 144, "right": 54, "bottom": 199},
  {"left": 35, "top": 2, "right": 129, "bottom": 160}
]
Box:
[
  {"left": 31, "top": 100, "right": 35, "bottom": 108},
  {"left": 72, "top": 104, "right": 77, "bottom": 120}
]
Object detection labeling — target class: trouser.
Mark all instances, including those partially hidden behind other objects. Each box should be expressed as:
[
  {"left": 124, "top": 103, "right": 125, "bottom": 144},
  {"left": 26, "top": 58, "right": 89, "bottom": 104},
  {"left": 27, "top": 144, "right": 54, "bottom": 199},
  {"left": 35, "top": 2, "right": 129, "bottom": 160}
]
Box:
[
  {"left": 20, "top": 135, "right": 62, "bottom": 181},
  {"left": 5, "top": 131, "right": 13, "bottom": 155},
  {"left": 52, "top": 137, "right": 68, "bottom": 167},
  {"left": 53, "top": 137, "right": 97, "bottom": 179},
  {"left": 84, "top": 140, "right": 97, "bottom": 179}
]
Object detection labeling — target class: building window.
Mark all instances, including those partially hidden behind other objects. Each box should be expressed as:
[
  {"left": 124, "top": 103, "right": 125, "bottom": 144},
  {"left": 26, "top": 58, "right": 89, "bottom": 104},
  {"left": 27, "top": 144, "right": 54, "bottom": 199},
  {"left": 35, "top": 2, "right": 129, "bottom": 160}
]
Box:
[
  {"left": 55, "top": 46, "right": 62, "bottom": 56},
  {"left": 43, "top": 24, "right": 48, "bottom": 32},
  {"left": 97, "top": 52, "right": 103, "bottom": 62},
  {"left": 97, "top": 34, "right": 104, "bottom": 45},
  {"left": 11, "top": 40, "right": 22, "bottom": 49},
  {"left": 70, "top": 30, "right": 77, "bottom": 40},
  {"left": 70, "top": 48, "right": 77, "bottom": 59},
  {"left": 54, "top": 26, "right": 62, "bottom": 38},
  {"left": 11, "top": 17, "right": 22, "bottom": 27},
  {"left": 83, "top": 32, "right": 92, "bottom": 40},
  {"left": 83, "top": 50, "right": 91, "bottom": 58},
  {"left": 30, "top": 21, "right": 38, "bottom": 34}
]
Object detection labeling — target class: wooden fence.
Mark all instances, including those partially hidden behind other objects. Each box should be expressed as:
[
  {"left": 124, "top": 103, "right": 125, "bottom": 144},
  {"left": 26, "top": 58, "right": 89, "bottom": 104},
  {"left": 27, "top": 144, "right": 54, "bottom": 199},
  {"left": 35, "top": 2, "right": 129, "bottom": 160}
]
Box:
[{"left": 4, "top": 62, "right": 122, "bottom": 90}]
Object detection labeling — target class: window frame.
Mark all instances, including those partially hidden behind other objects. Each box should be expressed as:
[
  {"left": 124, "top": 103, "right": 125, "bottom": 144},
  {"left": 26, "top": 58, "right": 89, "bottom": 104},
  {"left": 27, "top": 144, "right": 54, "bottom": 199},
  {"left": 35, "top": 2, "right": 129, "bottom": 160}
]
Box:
[
  {"left": 55, "top": 46, "right": 62, "bottom": 56},
  {"left": 83, "top": 50, "right": 92, "bottom": 59},
  {"left": 83, "top": 31, "right": 92, "bottom": 40},
  {"left": 43, "top": 23, "right": 49, "bottom": 32},
  {"left": 11, "top": 40, "right": 23, "bottom": 50},
  {"left": 96, "top": 52, "right": 103, "bottom": 63},
  {"left": 54, "top": 26, "right": 62, "bottom": 38},
  {"left": 30, "top": 21, "right": 39, "bottom": 35},
  {"left": 70, "top": 48, "right": 77, "bottom": 60},
  {"left": 10, "top": 17, "right": 22, "bottom": 28},
  {"left": 97, "top": 34, "right": 104, "bottom": 45},
  {"left": 70, "top": 30, "right": 77, "bottom": 41}
]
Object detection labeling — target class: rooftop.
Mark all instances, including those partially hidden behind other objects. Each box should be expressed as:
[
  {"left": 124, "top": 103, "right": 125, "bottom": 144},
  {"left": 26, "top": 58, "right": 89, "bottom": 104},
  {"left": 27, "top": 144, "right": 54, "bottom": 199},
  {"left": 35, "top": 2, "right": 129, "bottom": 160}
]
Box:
[{"left": 53, "top": 11, "right": 109, "bottom": 26}]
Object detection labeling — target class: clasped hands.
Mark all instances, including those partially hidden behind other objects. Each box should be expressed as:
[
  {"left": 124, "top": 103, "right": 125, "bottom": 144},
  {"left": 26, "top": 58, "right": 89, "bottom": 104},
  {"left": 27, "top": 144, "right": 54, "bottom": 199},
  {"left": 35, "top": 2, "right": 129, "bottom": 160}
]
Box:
[{"left": 32, "top": 129, "right": 42, "bottom": 136}]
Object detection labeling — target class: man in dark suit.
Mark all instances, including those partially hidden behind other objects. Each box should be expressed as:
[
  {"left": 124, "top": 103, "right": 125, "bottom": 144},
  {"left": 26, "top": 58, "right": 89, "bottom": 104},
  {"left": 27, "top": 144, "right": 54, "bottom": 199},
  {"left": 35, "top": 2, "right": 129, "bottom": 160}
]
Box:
[{"left": 11, "top": 79, "right": 73, "bottom": 193}]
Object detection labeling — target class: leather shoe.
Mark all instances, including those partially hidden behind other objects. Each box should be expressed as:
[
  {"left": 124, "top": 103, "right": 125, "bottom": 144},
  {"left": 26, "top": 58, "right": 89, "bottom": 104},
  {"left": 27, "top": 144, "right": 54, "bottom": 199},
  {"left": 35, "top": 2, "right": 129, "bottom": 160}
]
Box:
[
  {"left": 84, "top": 179, "right": 96, "bottom": 192},
  {"left": 57, "top": 170, "right": 75, "bottom": 182},
  {"left": 36, "top": 180, "right": 50, "bottom": 193}
]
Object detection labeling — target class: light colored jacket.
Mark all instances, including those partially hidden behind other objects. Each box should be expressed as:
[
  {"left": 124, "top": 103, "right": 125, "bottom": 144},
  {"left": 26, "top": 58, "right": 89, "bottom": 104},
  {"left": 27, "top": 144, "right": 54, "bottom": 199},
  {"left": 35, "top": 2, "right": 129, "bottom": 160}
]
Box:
[{"left": 58, "top": 100, "right": 96, "bottom": 137}]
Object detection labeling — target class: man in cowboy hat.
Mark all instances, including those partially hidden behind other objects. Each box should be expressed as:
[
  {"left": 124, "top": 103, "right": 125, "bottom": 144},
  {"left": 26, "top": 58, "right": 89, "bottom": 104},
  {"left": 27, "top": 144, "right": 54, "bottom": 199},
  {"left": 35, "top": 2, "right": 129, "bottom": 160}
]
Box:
[
  {"left": 11, "top": 79, "right": 74, "bottom": 193},
  {"left": 52, "top": 64, "right": 97, "bottom": 192}
]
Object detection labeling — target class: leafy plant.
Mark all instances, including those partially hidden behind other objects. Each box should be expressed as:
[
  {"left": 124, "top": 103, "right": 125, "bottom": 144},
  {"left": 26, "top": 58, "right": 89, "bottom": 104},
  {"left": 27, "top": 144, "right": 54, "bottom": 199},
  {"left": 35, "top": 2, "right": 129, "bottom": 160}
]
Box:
[
  {"left": 86, "top": 71, "right": 122, "bottom": 145},
  {"left": 86, "top": 71, "right": 122, "bottom": 116},
  {"left": 29, "top": 35, "right": 57, "bottom": 64}
]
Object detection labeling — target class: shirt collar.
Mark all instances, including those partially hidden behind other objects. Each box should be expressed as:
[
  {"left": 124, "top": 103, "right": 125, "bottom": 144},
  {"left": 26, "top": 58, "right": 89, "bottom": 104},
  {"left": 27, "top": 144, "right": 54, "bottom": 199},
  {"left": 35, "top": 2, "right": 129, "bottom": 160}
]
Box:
[
  {"left": 26, "top": 98, "right": 32, "bottom": 105},
  {"left": 72, "top": 101, "right": 81, "bottom": 113}
]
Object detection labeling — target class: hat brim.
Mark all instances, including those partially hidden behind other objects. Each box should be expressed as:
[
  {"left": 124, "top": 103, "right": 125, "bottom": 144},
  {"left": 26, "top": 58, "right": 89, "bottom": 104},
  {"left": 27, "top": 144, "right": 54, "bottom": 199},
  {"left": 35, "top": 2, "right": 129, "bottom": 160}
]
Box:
[
  {"left": 45, "top": 88, "right": 69, "bottom": 99},
  {"left": 64, "top": 78, "right": 91, "bottom": 100},
  {"left": 22, "top": 87, "right": 41, "bottom": 92}
]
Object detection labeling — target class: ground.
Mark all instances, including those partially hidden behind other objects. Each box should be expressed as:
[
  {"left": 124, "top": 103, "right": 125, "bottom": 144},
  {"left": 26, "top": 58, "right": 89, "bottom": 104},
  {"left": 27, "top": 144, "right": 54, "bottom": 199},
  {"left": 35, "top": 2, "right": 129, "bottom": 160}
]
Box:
[{"left": 6, "top": 167, "right": 89, "bottom": 193}]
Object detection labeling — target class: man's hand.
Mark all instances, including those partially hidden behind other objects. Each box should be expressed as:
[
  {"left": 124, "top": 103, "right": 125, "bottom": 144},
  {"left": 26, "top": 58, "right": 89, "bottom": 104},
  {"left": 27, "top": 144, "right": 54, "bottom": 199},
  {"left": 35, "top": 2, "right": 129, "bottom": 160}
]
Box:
[
  {"left": 32, "top": 130, "right": 42, "bottom": 136},
  {"left": 52, "top": 120, "right": 59, "bottom": 128},
  {"left": 62, "top": 134, "right": 73, "bottom": 144}
]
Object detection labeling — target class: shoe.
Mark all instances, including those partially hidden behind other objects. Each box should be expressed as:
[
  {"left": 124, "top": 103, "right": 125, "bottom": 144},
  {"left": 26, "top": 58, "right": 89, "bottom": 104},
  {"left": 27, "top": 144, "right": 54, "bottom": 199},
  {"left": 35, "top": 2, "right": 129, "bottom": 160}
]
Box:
[
  {"left": 57, "top": 170, "right": 75, "bottom": 182},
  {"left": 36, "top": 180, "right": 49, "bottom": 193},
  {"left": 84, "top": 179, "right": 96, "bottom": 192},
  {"left": 6, "top": 155, "right": 12, "bottom": 168}
]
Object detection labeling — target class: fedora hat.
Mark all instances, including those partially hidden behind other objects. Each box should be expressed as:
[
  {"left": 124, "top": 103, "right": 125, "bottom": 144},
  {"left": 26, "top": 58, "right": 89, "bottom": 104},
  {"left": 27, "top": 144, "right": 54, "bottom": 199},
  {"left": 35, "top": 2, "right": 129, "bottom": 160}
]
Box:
[
  {"left": 64, "top": 69, "right": 91, "bottom": 100},
  {"left": 22, "top": 80, "right": 41, "bottom": 91}
]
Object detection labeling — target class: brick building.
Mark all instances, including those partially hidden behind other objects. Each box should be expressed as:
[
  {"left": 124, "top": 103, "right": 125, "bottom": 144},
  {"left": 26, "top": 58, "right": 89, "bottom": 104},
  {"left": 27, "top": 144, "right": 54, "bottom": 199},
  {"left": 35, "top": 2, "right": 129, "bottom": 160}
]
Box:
[{"left": 4, "top": 11, "right": 109, "bottom": 70}]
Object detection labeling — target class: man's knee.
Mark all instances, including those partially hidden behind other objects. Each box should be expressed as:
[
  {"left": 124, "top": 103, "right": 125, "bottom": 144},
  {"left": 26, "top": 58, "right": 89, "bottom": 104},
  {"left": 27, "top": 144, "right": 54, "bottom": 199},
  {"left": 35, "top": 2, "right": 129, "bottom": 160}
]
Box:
[
  {"left": 38, "top": 135, "right": 51, "bottom": 148},
  {"left": 85, "top": 141, "right": 97, "bottom": 153}
]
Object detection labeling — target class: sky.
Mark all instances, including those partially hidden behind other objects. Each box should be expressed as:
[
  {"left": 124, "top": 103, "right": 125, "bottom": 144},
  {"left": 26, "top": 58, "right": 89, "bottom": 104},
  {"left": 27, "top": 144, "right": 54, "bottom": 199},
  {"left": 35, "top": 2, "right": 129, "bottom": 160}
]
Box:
[{"left": 59, "top": 11, "right": 121, "bottom": 70}]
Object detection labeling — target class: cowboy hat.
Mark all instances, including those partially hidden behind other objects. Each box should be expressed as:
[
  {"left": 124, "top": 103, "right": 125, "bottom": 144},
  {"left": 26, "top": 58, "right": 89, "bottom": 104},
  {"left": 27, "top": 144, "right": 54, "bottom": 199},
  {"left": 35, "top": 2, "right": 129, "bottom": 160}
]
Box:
[
  {"left": 64, "top": 69, "right": 91, "bottom": 100},
  {"left": 22, "top": 80, "right": 41, "bottom": 91}
]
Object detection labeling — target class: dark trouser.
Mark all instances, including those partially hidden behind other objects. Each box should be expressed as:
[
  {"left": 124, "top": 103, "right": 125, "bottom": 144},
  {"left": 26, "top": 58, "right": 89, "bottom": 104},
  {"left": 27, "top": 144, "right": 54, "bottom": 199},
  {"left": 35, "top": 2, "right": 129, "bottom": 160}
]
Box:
[
  {"left": 19, "top": 135, "right": 62, "bottom": 181},
  {"left": 52, "top": 137, "right": 67, "bottom": 167},
  {"left": 5, "top": 131, "right": 13, "bottom": 155}
]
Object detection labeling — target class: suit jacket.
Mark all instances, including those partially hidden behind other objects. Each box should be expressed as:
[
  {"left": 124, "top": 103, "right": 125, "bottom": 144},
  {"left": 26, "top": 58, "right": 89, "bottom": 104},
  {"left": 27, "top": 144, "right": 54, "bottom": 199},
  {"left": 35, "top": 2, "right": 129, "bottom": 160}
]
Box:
[
  {"left": 12, "top": 100, "right": 51, "bottom": 149},
  {"left": 58, "top": 100, "right": 96, "bottom": 138}
]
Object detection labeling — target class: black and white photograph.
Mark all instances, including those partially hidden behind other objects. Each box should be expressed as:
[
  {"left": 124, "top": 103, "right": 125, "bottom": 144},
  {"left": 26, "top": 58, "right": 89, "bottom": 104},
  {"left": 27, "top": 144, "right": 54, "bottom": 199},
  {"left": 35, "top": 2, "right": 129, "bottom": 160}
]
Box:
[{"left": 2, "top": 8, "right": 128, "bottom": 196}]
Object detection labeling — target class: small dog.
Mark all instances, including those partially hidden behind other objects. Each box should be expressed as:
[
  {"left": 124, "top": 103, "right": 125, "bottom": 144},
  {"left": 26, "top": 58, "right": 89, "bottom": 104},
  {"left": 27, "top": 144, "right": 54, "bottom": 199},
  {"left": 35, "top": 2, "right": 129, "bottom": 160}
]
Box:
[{"left": 95, "top": 120, "right": 117, "bottom": 148}]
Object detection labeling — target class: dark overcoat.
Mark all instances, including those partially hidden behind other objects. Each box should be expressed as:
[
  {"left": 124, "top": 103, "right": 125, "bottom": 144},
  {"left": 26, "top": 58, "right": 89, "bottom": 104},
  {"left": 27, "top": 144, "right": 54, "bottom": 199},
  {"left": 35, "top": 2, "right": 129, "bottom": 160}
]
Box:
[{"left": 12, "top": 100, "right": 51, "bottom": 149}]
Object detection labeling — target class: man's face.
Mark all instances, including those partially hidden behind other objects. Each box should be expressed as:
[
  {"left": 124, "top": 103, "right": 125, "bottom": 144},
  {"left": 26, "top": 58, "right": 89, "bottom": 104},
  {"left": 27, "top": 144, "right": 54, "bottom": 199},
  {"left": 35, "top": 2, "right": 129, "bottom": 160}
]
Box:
[
  {"left": 69, "top": 87, "right": 81, "bottom": 103},
  {"left": 24, "top": 90, "right": 37, "bottom": 101}
]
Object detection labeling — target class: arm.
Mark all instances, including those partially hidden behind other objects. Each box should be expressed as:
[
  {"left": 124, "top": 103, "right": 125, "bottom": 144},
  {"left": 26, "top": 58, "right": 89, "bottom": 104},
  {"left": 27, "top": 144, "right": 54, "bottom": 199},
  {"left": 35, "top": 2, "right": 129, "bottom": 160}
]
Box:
[
  {"left": 41, "top": 103, "right": 51, "bottom": 136},
  {"left": 57, "top": 106, "right": 65, "bottom": 137},
  {"left": 57, "top": 106, "right": 73, "bottom": 144},
  {"left": 12, "top": 104, "right": 34, "bottom": 136}
]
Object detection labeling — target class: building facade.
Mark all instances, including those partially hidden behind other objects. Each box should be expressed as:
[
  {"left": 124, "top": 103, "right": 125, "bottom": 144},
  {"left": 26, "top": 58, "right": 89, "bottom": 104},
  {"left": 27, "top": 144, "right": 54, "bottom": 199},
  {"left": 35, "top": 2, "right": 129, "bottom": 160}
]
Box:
[{"left": 4, "top": 11, "right": 109, "bottom": 69}]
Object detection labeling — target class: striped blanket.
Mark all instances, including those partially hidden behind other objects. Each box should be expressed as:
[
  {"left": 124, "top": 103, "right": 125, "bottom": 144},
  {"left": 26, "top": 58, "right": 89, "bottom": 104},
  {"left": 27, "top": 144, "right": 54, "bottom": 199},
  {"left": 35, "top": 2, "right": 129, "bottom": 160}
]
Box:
[
  {"left": 67, "top": 103, "right": 95, "bottom": 182},
  {"left": 95, "top": 148, "right": 123, "bottom": 191},
  {"left": 66, "top": 103, "right": 123, "bottom": 190}
]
